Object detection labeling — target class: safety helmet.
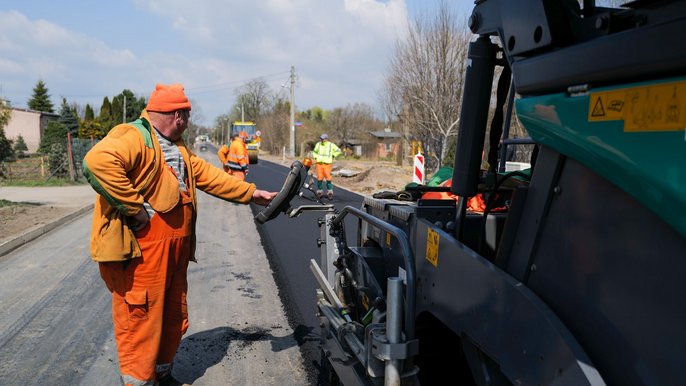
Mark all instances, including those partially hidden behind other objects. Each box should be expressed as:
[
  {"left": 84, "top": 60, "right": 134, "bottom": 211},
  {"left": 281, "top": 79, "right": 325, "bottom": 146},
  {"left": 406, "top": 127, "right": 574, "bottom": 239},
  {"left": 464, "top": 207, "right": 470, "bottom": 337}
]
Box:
[{"left": 239, "top": 131, "right": 249, "bottom": 140}]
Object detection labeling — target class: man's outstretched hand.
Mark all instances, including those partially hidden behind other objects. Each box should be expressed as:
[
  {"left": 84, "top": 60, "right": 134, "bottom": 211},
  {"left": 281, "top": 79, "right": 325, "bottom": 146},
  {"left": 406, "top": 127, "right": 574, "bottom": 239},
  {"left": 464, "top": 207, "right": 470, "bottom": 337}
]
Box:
[{"left": 251, "top": 189, "right": 278, "bottom": 206}]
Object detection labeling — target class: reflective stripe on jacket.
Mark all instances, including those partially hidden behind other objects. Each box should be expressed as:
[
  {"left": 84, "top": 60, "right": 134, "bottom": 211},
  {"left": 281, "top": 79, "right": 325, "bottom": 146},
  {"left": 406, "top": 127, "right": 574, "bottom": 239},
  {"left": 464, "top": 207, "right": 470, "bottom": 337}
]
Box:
[
  {"left": 313, "top": 140, "right": 342, "bottom": 164},
  {"left": 227, "top": 138, "right": 249, "bottom": 171},
  {"left": 83, "top": 110, "right": 257, "bottom": 262}
]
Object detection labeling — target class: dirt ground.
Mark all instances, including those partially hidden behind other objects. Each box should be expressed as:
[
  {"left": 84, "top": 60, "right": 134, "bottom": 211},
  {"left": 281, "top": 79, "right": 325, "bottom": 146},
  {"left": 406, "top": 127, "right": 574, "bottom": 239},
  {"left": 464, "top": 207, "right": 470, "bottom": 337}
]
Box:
[
  {"left": 260, "top": 154, "right": 414, "bottom": 196},
  {"left": 0, "top": 204, "right": 74, "bottom": 244},
  {"left": 1, "top": 156, "right": 414, "bottom": 245}
]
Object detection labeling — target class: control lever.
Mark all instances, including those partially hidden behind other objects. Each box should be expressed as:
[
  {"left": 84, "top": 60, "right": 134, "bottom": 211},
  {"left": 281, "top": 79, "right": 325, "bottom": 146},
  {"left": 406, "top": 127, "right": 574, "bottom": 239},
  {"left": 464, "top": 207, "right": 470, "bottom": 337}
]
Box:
[{"left": 254, "top": 161, "right": 307, "bottom": 224}]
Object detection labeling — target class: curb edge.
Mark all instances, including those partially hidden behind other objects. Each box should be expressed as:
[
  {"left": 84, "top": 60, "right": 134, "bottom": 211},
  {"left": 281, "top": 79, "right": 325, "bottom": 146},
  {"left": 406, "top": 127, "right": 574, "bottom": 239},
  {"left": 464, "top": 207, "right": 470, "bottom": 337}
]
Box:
[{"left": 0, "top": 204, "right": 93, "bottom": 257}]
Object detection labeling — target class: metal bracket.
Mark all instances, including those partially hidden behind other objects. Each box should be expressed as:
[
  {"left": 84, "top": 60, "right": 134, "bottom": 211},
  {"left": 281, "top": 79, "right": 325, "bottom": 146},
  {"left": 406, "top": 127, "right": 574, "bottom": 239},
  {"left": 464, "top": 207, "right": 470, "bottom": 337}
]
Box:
[{"left": 366, "top": 324, "right": 419, "bottom": 361}]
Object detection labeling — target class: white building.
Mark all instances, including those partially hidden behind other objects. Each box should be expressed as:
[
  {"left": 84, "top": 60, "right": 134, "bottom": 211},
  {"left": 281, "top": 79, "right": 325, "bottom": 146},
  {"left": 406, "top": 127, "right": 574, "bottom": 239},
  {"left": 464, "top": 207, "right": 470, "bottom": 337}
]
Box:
[{"left": 4, "top": 106, "right": 59, "bottom": 153}]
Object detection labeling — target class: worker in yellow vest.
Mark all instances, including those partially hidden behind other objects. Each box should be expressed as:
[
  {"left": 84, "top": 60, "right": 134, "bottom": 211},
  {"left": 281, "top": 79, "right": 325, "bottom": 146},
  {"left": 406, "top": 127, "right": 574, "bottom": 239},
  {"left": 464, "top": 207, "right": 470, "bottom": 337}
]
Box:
[{"left": 312, "top": 133, "right": 342, "bottom": 199}]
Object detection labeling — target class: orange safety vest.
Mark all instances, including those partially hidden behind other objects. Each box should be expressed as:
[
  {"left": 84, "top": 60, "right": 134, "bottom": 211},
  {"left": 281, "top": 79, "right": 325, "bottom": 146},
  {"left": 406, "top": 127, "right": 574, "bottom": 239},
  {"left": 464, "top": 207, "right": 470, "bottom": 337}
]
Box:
[{"left": 227, "top": 138, "right": 249, "bottom": 171}]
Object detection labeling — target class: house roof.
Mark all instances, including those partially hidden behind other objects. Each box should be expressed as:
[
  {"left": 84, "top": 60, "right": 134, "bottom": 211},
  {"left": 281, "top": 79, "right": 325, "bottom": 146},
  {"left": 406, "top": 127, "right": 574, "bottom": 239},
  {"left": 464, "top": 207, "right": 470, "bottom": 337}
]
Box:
[
  {"left": 369, "top": 130, "right": 401, "bottom": 138},
  {"left": 11, "top": 107, "right": 60, "bottom": 117}
]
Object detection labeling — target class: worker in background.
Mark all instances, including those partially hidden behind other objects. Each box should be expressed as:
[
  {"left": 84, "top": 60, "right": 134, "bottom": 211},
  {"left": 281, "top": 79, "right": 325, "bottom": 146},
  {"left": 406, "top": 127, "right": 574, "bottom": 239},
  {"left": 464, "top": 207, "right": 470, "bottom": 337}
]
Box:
[
  {"left": 82, "top": 83, "right": 277, "bottom": 386},
  {"left": 312, "top": 133, "right": 342, "bottom": 199},
  {"left": 227, "top": 131, "right": 250, "bottom": 181},
  {"left": 217, "top": 131, "right": 249, "bottom": 180},
  {"left": 216, "top": 134, "right": 234, "bottom": 173}
]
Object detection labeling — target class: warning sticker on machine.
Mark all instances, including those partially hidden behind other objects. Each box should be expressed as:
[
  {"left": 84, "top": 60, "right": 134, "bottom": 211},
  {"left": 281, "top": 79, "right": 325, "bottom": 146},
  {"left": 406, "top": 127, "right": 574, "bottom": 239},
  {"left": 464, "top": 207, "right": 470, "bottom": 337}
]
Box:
[
  {"left": 426, "top": 228, "right": 440, "bottom": 267},
  {"left": 588, "top": 81, "right": 686, "bottom": 132}
]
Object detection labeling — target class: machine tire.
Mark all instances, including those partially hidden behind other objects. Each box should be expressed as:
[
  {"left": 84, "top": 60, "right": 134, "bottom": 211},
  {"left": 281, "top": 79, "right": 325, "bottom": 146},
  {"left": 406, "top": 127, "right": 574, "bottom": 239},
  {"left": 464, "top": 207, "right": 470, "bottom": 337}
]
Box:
[{"left": 249, "top": 151, "right": 258, "bottom": 164}]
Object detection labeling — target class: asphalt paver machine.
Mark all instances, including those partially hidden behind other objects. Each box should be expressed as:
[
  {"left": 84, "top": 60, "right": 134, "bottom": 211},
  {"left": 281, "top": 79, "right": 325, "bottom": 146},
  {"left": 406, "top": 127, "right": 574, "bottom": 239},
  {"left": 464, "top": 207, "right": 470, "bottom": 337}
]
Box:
[{"left": 256, "top": 1, "right": 686, "bottom": 384}]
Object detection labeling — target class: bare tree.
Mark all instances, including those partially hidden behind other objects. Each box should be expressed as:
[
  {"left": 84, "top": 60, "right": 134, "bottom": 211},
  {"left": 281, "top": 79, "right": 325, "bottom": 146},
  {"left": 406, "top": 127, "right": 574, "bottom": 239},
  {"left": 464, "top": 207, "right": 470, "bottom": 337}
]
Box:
[
  {"left": 234, "top": 78, "right": 273, "bottom": 122},
  {"left": 259, "top": 96, "right": 290, "bottom": 155},
  {"left": 381, "top": 1, "right": 471, "bottom": 172},
  {"left": 327, "top": 103, "right": 381, "bottom": 147}
]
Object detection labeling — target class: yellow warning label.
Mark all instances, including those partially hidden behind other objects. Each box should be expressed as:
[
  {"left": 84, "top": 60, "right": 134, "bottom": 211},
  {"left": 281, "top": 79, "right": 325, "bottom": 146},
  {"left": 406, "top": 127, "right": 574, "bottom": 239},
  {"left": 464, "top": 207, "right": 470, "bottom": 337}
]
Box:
[
  {"left": 425, "top": 228, "right": 440, "bottom": 267},
  {"left": 386, "top": 232, "right": 391, "bottom": 247},
  {"left": 588, "top": 81, "right": 686, "bottom": 132}
]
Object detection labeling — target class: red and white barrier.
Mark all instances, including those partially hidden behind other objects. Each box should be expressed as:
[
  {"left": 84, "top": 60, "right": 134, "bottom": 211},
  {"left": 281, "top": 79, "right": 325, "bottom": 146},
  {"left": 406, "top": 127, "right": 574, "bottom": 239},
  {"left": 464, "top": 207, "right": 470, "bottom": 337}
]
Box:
[{"left": 413, "top": 152, "right": 424, "bottom": 184}]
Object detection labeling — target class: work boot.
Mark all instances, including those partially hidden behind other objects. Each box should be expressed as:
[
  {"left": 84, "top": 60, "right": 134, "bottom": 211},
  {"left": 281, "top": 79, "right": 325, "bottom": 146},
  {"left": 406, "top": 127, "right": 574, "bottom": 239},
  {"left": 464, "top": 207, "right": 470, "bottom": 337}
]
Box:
[
  {"left": 156, "top": 363, "right": 181, "bottom": 386},
  {"left": 157, "top": 373, "right": 182, "bottom": 386},
  {"left": 327, "top": 191, "right": 334, "bottom": 200},
  {"left": 316, "top": 190, "right": 323, "bottom": 198}
]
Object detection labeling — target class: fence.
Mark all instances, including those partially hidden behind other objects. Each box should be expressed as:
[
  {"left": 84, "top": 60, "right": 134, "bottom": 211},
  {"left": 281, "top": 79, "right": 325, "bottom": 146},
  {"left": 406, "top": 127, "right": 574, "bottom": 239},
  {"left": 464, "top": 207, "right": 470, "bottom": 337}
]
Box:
[{"left": 0, "top": 135, "right": 96, "bottom": 183}]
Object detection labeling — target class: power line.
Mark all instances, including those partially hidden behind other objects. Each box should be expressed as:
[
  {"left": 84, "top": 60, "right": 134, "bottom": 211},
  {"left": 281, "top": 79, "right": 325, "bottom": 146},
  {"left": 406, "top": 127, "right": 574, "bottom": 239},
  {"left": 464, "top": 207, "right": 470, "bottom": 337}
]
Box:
[
  {"left": 55, "top": 69, "right": 293, "bottom": 99},
  {"left": 186, "top": 70, "right": 290, "bottom": 92}
]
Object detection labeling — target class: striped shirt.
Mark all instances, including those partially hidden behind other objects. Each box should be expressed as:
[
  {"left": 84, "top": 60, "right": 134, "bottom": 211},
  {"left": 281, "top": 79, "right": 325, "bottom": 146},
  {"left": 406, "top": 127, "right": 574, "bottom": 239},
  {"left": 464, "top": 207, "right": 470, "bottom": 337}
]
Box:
[{"left": 143, "top": 129, "right": 186, "bottom": 218}]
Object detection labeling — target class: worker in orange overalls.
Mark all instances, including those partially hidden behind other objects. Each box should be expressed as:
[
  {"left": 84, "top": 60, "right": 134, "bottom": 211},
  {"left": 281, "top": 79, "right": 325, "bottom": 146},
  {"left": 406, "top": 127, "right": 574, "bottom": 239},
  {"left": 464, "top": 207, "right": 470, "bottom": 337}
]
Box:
[
  {"left": 312, "top": 133, "right": 342, "bottom": 199},
  {"left": 216, "top": 135, "right": 233, "bottom": 173},
  {"left": 217, "top": 131, "right": 249, "bottom": 180},
  {"left": 82, "top": 83, "right": 277, "bottom": 386}
]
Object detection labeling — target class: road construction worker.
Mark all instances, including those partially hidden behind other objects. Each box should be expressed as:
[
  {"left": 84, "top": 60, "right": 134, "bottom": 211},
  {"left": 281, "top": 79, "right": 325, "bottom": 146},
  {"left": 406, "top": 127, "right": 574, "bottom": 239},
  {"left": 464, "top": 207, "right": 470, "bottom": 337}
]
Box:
[
  {"left": 228, "top": 131, "right": 250, "bottom": 180},
  {"left": 217, "top": 131, "right": 250, "bottom": 180},
  {"left": 217, "top": 136, "right": 233, "bottom": 173},
  {"left": 312, "top": 133, "right": 342, "bottom": 199},
  {"left": 82, "top": 83, "right": 277, "bottom": 386}
]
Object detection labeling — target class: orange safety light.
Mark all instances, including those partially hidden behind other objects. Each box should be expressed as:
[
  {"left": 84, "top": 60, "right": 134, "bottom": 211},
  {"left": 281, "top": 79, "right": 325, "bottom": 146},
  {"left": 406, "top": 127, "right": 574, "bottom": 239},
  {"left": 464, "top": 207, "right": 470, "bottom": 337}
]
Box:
[{"left": 302, "top": 157, "right": 313, "bottom": 169}]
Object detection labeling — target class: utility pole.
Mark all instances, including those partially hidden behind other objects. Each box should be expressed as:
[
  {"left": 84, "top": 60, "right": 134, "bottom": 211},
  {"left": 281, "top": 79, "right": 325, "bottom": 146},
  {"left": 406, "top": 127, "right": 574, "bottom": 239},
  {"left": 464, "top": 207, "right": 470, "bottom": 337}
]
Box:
[
  {"left": 122, "top": 94, "right": 127, "bottom": 123},
  {"left": 289, "top": 65, "right": 296, "bottom": 158},
  {"left": 241, "top": 104, "right": 245, "bottom": 122}
]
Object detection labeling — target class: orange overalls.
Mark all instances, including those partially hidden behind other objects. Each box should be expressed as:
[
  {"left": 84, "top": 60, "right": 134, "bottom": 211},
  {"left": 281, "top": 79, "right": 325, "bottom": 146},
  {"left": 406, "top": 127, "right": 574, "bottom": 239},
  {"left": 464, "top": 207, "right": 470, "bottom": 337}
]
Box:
[
  {"left": 315, "top": 162, "right": 333, "bottom": 182},
  {"left": 99, "top": 188, "right": 193, "bottom": 385},
  {"left": 226, "top": 139, "right": 249, "bottom": 181}
]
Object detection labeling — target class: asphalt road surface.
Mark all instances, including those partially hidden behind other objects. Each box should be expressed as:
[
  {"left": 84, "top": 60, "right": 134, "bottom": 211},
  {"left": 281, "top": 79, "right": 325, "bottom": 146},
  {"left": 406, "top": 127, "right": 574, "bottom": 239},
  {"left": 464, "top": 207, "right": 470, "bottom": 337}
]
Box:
[
  {"left": 243, "top": 152, "right": 363, "bottom": 385},
  {"left": 0, "top": 145, "right": 309, "bottom": 385}
]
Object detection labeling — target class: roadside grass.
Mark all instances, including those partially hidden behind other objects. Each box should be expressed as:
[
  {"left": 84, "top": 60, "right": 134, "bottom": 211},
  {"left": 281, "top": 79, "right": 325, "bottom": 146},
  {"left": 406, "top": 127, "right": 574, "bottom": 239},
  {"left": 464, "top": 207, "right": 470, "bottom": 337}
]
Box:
[
  {"left": 0, "top": 199, "right": 16, "bottom": 208},
  {"left": 0, "top": 178, "right": 84, "bottom": 187},
  {"left": 1, "top": 155, "right": 86, "bottom": 187}
]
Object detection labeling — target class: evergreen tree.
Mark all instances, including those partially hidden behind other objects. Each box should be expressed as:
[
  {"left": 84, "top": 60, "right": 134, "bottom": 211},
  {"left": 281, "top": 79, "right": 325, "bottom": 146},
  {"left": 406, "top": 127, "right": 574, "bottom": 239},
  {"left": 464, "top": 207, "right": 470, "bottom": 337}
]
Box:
[
  {"left": 99, "top": 97, "right": 113, "bottom": 131},
  {"left": 0, "top": 101, "right": 10, "bottom": 128},
  {"left": 0, "top": 128, "right": 14, "bottom": 163},
  {"left": 112, "top": 90, "right": 147, "bottom": 124},
  {"left": 99, "top": 97, "right": 112, "bottom": 121},
  {"left": 78, "top": 120, "right": 105, "bottom": 140},
  {"left": 84, "top": 104, "right": 95, "bottom": 121},
  {"left": 79, "top": 104, "right": 105, "bottom": 139},
  {"left": 0, "top": 102, "right": 13, "bottom": 165},
  {"left": 13, "top": 134, "right": 28, "bottom": 158},
  {"left": 111, "top": 97, "right": 123, "bottom": 125},
  {"left": 47, "top": 141, "right": 68, "bottom": 178},
  {"left": 27, "top": 79, "right": 55, "bottom": 113},
  {"left": 57, "top": 98, "right": 79, "bottom": 135},
  {"left": 38, "top": 120, "right": 67, "bottom": 153}
]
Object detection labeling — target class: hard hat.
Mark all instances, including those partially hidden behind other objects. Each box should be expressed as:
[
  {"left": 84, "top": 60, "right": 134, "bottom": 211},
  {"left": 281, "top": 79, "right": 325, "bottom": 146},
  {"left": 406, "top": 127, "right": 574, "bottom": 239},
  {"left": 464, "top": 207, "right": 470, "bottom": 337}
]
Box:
[
  {"left": 320, "top": 133, "right": 329, "bottom": 140},
  {"left": 239, "top": 131, "right": 249, "bottom": 139}
]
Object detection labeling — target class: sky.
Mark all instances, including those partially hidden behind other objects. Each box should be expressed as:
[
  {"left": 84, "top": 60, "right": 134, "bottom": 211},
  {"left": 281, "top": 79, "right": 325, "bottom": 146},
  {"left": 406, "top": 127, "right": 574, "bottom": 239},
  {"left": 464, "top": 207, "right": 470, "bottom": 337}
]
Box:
[{"left": 0, "top": 0, "right": 472, "bottom": 126}]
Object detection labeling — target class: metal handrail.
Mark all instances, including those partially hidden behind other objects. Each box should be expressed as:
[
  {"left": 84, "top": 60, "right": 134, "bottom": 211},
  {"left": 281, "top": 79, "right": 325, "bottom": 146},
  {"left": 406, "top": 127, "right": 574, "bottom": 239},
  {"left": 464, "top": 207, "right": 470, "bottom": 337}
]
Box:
[{"left": 331, "top": 206, "right": 417, "bottom": 340}]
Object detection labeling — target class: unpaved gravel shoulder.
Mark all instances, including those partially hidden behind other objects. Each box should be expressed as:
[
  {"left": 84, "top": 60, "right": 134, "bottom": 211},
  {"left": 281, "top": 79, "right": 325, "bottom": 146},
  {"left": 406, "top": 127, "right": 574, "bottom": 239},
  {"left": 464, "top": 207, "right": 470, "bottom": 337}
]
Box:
[{"left": 260, "top": 154, "right": 414, "bottom": 196}]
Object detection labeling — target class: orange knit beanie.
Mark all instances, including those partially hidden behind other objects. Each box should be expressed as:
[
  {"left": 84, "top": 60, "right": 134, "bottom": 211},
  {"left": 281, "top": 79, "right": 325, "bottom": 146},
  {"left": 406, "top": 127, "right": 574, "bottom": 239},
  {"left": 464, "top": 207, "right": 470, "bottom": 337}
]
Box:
[{"left": 146, "top": 83, "right": 192, "bottom": 112}]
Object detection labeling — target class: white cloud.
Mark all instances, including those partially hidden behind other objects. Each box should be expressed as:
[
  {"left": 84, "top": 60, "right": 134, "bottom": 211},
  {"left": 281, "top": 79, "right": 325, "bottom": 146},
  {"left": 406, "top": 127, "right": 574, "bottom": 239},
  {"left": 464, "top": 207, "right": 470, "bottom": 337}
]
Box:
[
  {"left": 1, "top": 1, "right": 415, "bottom": 123},
  {"left": 0, "top": 58, "right": 24, "bottom": 74}
]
